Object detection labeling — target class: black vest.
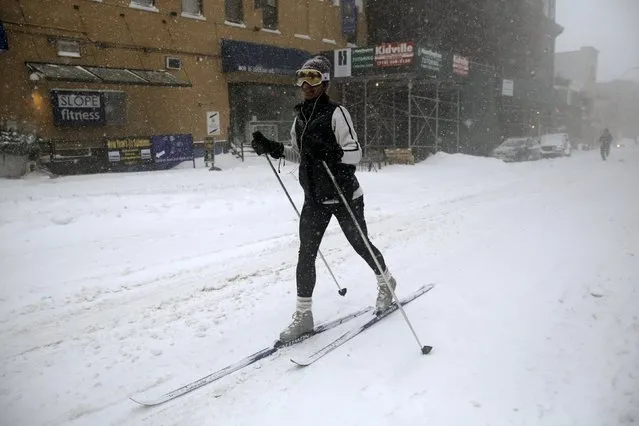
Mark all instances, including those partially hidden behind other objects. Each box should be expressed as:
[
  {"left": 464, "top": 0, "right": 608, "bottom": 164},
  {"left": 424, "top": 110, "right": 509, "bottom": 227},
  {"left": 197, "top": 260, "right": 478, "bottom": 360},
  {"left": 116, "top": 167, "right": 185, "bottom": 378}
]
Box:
[{"left": 293, "top": 94, "right": 359, "bottom": 204}]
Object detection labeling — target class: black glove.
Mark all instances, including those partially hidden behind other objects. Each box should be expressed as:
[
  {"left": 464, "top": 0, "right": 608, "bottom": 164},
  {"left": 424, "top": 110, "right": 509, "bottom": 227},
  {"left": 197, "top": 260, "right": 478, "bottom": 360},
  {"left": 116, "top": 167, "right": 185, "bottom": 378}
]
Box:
[
  {"left": 305, "top": 136, "right": 343, "bottom": 163},
  {"left": 251, "top": 132, "right": 284, "bottom": 158}
]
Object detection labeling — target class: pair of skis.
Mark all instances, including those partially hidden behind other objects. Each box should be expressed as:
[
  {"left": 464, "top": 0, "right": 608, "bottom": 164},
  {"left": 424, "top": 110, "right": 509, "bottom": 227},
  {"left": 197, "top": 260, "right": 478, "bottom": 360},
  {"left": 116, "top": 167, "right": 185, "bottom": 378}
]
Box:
[
  {"left": 291, "top": 283, "right": 434, "bottom": 365},
  {"left": 129, "top": 283, "right": 434, "bottom": 406}
]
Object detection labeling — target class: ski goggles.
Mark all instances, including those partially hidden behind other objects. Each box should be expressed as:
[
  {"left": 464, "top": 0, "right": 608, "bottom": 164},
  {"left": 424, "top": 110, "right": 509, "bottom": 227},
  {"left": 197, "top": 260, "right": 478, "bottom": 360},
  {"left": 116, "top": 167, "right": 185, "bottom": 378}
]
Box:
[{"left": 295, "top": 69, "right": 330, "bottom": 87}]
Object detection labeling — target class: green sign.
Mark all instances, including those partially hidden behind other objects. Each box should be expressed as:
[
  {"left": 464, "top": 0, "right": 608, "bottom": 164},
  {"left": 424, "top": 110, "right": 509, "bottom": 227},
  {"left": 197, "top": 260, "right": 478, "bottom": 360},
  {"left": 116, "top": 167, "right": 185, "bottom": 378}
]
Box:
[
  {"left": 417, "top": 47, "right": 443, "bottom": 73},
  {"left": 351, "top": 47, "right": 374, "bottom": 75}
]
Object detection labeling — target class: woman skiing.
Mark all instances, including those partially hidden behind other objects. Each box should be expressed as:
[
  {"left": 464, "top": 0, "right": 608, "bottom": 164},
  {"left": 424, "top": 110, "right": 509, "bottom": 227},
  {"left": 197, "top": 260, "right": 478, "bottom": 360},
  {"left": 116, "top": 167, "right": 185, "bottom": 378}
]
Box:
[{"left": 251, "top": 55, "right": 397, "bottom": 343}]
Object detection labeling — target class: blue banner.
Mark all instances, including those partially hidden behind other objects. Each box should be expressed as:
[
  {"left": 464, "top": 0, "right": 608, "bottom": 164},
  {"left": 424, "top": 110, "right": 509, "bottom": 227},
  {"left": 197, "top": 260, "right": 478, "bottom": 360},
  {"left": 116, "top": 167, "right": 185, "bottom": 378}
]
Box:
[
  {"left": 0, "top": 20, "right": 8, "bottom": 53},
  {"left": 151, "top": 134, "right": 194, "bottom": 163},
  {"left": 341, "top": 0, "right": 358, "bottom": 38},
  {"left": 221, "top": 39, "right": 311, "bottom": 75}
]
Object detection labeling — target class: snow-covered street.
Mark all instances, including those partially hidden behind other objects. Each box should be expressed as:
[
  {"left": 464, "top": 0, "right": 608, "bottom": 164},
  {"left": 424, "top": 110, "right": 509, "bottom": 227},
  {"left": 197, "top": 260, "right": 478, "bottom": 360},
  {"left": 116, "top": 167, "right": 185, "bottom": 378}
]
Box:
[{"left": 1, "top": 147, "right": 638, "bottom": 426}]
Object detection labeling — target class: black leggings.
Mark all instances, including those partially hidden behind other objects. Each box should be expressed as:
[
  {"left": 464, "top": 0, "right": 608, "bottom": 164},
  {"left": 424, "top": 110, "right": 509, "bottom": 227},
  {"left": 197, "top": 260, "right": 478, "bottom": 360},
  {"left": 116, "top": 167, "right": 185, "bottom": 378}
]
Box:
[{"left": 296, "top": 196, "right": 386, "bottom": 298}]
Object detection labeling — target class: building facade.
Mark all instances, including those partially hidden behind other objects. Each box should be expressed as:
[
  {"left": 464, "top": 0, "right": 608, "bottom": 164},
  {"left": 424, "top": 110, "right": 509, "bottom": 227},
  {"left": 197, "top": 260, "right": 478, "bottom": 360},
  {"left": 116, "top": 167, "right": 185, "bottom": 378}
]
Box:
[
  {"left": 554, "top": 46, "right": 599, "bottom": 97},
  {"left": 491, "top": 0, "right": 563, "bottom": 139},
  {"left": 0, "top": 0, "right": 366, "bottom": 172},
  {"left": 359, "top": 0, "right": 563, "bottom": 153},
  {"left": 553, "top": 46, "right": 599, "bottom": 144}
]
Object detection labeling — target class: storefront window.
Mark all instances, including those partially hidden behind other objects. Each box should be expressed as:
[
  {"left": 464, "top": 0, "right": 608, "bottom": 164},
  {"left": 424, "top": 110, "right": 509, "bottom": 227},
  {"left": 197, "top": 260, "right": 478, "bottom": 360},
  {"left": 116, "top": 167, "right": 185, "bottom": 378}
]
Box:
[{"left": 229, "top": 83, "right": 300, "bottom": 145}]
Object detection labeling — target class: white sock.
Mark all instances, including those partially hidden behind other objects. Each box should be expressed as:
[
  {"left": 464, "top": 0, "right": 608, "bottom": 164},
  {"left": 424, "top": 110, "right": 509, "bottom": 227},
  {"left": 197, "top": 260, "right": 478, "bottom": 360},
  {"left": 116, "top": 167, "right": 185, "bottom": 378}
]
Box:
[
  {"left": 376, "top": 268, "right": 392, "bottom": 280},
  {"left": 296, "top": 296, "right": 312, "bottom": 313}
]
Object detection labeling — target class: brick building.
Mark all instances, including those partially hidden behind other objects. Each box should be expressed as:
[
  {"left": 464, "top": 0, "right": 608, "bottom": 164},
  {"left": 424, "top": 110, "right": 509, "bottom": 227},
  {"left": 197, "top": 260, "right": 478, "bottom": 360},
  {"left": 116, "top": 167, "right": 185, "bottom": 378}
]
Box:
[{"left": 0, "top": 0, "right": 366, "bottom": 172}]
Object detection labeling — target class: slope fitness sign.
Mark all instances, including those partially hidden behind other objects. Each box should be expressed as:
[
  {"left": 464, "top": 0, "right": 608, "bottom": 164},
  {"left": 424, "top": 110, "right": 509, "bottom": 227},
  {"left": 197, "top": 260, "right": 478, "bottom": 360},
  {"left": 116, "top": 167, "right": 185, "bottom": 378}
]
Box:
[{"left": 51, "top": 89, "right": 106, "bottom": 127}]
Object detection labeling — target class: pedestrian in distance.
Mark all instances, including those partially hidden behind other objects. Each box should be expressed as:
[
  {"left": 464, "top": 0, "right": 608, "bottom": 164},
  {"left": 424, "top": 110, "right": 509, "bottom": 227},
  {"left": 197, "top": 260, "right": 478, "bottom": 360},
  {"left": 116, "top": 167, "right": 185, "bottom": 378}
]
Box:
[{"left": 599, "top": 128, "right": 613, "bottom": 160}]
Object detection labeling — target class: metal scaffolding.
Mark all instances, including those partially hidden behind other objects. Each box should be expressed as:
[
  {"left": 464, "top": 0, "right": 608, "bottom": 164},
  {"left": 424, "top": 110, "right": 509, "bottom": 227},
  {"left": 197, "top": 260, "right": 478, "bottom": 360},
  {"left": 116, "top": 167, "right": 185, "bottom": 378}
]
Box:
[
  {"left": 335, "top": 75, "right": 462, "bottom": 160},
  {"left": 330, "top": 56, "right": 501, "bottom": 159}
]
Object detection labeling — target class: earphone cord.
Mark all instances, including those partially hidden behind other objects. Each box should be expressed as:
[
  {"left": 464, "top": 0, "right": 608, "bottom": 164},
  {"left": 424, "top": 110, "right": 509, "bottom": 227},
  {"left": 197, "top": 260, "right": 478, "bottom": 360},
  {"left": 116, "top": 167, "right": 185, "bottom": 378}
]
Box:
[{"left": 280, "top": 95, "right": 320, "bottom": 177}]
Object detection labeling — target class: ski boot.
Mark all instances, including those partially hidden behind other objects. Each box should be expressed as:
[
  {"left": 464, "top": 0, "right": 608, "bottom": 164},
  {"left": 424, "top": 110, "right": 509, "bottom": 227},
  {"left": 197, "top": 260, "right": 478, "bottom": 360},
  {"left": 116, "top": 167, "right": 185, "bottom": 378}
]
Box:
[
  {"left": 279, "top": 310, "right": 314, "bottom": 343},
  {"left": 375, "top": 269, "right": 397, "bottom": 314}
]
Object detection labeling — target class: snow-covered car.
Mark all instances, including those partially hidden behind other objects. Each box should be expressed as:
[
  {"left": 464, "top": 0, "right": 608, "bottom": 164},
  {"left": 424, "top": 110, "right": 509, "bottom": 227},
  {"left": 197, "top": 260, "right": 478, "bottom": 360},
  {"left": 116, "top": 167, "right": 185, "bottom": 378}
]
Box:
[
  {"left": 540, "top": 133, "right": 572, "bottom": 158},
  {"left": 492, "top": 137, "right": 542, "bottom": 162},
  {"left": 615, "top": 138, "right": 635, "bottom": 148}
]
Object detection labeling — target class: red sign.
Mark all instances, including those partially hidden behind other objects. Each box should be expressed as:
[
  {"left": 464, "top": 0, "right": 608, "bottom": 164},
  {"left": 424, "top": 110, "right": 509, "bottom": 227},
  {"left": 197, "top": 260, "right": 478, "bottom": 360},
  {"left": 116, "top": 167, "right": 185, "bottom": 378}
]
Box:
[{"left": 374, "top": 42, "right": 414, "bottom": 68}]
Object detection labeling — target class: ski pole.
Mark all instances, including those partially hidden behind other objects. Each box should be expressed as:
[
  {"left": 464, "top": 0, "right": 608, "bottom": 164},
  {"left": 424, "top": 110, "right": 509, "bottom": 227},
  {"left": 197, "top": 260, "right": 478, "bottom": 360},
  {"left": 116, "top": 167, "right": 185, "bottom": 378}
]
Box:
[
  {"left": 320, "top": 160, "right": 432, "bottom": 354},
  {"left": 264, "top": 155, "right": 347, "bottom": 296}
]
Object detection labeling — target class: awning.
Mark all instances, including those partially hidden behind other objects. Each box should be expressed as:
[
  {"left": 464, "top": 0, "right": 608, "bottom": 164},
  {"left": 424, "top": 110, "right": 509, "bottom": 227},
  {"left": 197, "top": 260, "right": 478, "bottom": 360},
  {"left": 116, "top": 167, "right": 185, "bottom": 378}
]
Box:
[
  {"left": 28, "top": 63, "right": 101, "bottom": 82},
  {"left": 0, "top": 20, "right": 9, "bottom": 53},
  {"left": 220, "top": 39, "right": 311, "bottom": 76},
  {"left": 83, "top": 66, "right": 148, "bottom": 84},
  {"left": 26, "top": 62, "right": 191, "bottom": 87}
]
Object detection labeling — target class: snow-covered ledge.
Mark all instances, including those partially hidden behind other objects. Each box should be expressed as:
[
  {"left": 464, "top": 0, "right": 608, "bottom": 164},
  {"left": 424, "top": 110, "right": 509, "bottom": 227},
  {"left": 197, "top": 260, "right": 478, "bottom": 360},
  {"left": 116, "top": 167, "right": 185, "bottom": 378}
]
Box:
[
  {"left": 322, "top": 38, "right": 337, "bottom": 45},
  {"left": 128, "top": 2, "right": 159, "bottom": 12},
  {"left": 224, "top": 20, "right": 246, "bottom": 28},
  {"left": 181, "top": 11, "right": 206, "bottom": 21},
  {"left": 261, "top": 28, "right": 281, "bottom": 35},
  {"left": 294, "top": 34, "right": 311, "bottom": 40}
]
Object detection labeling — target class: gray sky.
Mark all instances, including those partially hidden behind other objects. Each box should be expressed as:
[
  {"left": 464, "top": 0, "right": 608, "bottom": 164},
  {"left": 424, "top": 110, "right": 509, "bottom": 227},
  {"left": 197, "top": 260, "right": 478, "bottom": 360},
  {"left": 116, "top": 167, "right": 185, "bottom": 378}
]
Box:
[{"left": 555, "top": 0, "right": 639, "bottom": 82}]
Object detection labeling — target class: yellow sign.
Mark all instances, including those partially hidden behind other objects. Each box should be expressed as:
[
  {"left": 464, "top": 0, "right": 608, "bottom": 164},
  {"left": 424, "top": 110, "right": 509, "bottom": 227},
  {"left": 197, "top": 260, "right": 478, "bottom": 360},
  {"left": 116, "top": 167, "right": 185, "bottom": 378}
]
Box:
[{"left": 107, "top": 138, "right": 151, "bottom": 149}]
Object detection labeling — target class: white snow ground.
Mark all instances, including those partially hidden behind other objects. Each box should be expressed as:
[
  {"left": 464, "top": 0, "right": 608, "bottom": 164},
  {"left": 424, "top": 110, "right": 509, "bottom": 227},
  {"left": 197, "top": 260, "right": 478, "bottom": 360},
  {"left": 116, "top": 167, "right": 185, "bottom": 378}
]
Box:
[{"left": 1, "top": 146, "right": 638, "bottom": 426}]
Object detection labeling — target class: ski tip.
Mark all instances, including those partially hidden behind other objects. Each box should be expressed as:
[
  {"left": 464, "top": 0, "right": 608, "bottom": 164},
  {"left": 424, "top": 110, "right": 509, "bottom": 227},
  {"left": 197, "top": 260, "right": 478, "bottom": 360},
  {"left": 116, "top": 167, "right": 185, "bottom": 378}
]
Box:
[
  {"left": 129, "top": 396, "right": 154, "bottom": 406},
  {"left": 421, "top": 345, "right": 433, "bottom": 355},
  {"left": 130, "top": 394, "right": 170, "bottom": 406},
  {"left": 290, "top": 358, "right": 310, "bottom": 367}
]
